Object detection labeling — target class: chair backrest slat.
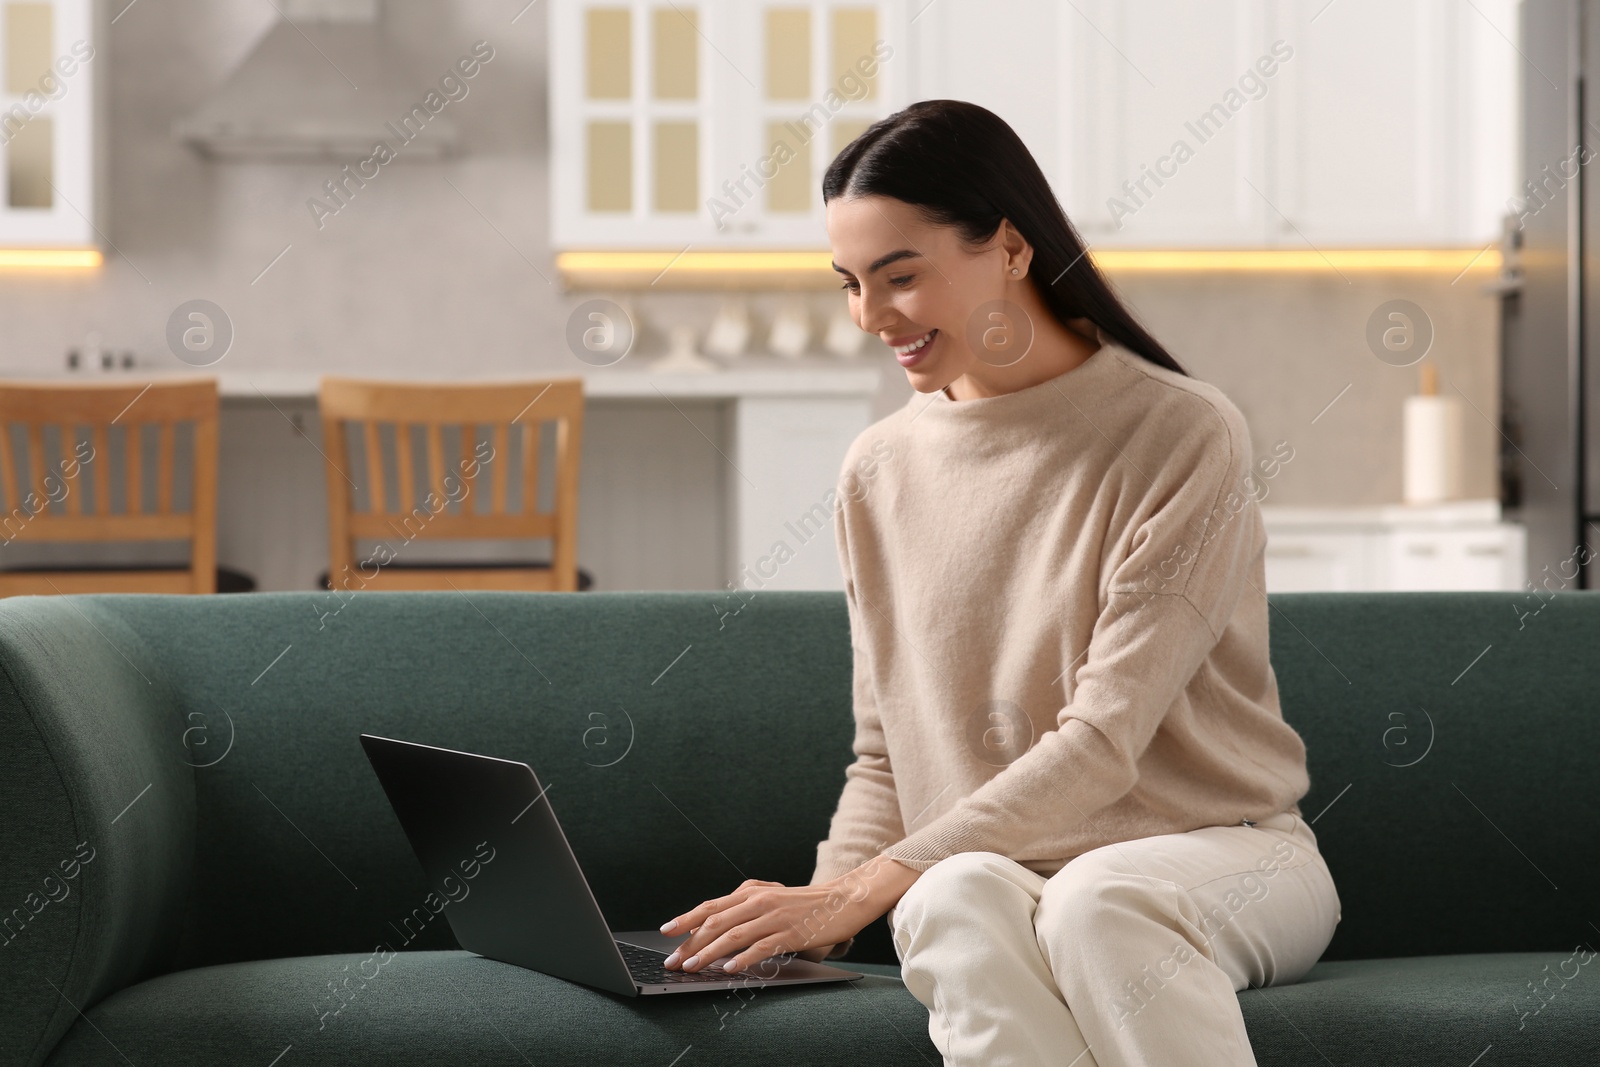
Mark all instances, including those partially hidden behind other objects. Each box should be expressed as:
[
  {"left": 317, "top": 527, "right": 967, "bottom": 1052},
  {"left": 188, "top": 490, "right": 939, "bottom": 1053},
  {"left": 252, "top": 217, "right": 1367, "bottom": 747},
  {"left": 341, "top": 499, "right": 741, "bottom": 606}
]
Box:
[
  {"left": 521, "top": 415, "right": 541, "bottom": 516},
  {"left": 0, "top": 422, "right": 15, "bottom": 521},
  {"left": 456, "top": 422, "right": 475, "bottom": 507},
  {"left": 126, "top": 423, "right": 143, "bottom": 516},
  {"left": 156, "top": 423, "right": 174, "bottom": 515},
  {"left": 25, "top": 424, "right": 46, "bottom": 514},
  {"left": 59, "top": 423, "right": 85, "bottom": 517},
  {"left": 425, "top": 422, "right": 445, "bottom": 511},
  {"left": 363, "top": 420, "right": 385, "bottom": 514},
  {"left": 394, "top": 422, "right": 416, "bottom": 515},
  {"left": 490, "top": 422, "right": 508, "bottom": 515},
  {"left": 92, "top": 424, "right": 111, "bottom": 516}
]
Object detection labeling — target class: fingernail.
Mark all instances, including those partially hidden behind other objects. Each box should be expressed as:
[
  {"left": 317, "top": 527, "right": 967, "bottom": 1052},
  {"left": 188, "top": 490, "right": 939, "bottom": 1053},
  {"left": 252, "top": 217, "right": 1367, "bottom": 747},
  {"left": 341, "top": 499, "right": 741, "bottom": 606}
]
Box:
[
  {"left": 683, "top": 955, "right": 700, "bottom": 969},
  {"left": 664, "top": 951, "right": 680, "bottom": 967},
  {"left": 724, "top": 958, "right": 742, "bottom": 972},
  {"left": 660, "top": 920, "right": 677, "bottom": 933}
]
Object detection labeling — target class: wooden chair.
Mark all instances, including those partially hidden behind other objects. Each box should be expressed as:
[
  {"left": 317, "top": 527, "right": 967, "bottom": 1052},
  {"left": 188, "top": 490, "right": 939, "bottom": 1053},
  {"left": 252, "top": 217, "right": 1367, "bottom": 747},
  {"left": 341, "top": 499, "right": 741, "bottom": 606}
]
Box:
[
  {"left": 0, "top": 378, "right": 219, "bottom": 596},
  {"left": 317, "top": 377, "right": 591, "bottom": 593}
]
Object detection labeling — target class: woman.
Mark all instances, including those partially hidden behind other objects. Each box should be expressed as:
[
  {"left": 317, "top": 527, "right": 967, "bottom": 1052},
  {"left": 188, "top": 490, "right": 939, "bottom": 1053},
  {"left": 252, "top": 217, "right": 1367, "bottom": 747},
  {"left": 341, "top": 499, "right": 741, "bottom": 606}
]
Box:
[{"left": 659, "top": 99, "right": 1341, "bottom": 1067}]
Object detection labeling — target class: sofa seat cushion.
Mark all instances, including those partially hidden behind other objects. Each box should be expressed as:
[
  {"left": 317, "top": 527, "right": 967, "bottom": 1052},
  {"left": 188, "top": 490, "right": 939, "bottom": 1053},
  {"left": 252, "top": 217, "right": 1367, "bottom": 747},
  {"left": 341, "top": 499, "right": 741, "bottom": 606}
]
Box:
[
  {"left": 41, "top": 949, "right": 1600, "bottom": 1066},
  {"left": 41, "top": 950, "right": 934, "bottom": 1066},
  {"left": 1238, "top": 953, "right": 1600, "bottom": 1065},
  {"left": 794, "top": 954, "right": 1600, "bottom": 1067}
]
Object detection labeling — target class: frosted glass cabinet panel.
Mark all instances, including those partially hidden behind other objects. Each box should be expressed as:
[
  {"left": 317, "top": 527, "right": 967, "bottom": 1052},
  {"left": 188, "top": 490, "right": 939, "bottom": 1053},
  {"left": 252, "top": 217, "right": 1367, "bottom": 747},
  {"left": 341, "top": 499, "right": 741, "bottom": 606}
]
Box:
[
  {"left": 551, "top": 0, "right": 908, "bottom": 249},
  {"left": 765, "top": 8, "right": 809, "bottom": 100},
  {"left": 6, "top": 3, "right": 52, "bottom": 95},
  {"left": 7, "top": 112, "right": 50, "bottom": 207},
  {"left": 0, "top": 0, "right": 100, "bottom": 246},
  {"left": 650, "top": 7, "right": 697, "bottom": 99},
  {"left": 652, "top": 119, "right": 698, "bottom": 212},
  {"left": 585, "top": 7, "right": 631, "bottom": 98},
  {"left": 586, "top": 120, "right": 632, "bottom": 211}
]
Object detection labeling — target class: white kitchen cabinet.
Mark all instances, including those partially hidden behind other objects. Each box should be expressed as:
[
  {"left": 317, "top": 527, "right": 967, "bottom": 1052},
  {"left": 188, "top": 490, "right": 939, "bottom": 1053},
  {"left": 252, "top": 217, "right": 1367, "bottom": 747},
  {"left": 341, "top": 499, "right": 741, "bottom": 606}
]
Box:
[
  {"left": 550, "top": 0, "right": 909, "bottom": 250},
  {"left": 1054, "top": 0, "right": 1276, "bottom": 247},
  {"left": 551, "top": 0, "right": 1518, "bottom": 252},
  {"left": 0, "top": 0, "right": 102, "bottom": 247},
  {"left": 1269, "top": 0, "right": 1518, "bottom": 248},
  {"left": 1383, "top": 526, "right": 1526, "bottom": 592},
  {"left": 1261, "top": 501, "right": 1527, "bottom": 593},
  {"left": 1262, "top": 529, "right": 1383, "bottom": 592},
  {"left": 1044, "top": 0, "right": 1517, "bottom": 247}
]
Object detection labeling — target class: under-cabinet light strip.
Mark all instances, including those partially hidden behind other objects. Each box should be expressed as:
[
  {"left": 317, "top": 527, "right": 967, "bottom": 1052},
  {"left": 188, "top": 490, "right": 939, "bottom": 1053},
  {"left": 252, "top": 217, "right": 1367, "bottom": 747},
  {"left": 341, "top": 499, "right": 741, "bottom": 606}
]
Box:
[
  {"left": 0, "top": 249, "right": 104, "bottom": 269},
  {"left": 555, "top": 248, "right": 1504, "bottom": 288}
]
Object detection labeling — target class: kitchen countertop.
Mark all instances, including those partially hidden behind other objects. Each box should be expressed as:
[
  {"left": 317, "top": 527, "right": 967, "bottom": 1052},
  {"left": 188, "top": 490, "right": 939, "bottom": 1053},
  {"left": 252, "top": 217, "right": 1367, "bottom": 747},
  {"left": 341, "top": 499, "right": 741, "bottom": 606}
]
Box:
[
  {"left": 1259, "top": 498, "right": 1506, "bottom": 527},
  {"left": 1, "top": 358, "right": 884, "bottom": 400}
]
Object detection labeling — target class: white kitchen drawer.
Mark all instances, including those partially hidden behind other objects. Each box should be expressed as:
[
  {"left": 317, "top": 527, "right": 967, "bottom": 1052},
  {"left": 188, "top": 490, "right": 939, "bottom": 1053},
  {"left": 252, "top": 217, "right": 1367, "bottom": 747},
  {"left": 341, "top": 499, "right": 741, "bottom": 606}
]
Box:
[
  {"left": 1383, "top": 526, "right": 1526, "bottom": 592},
  {"left": 1261, "top": 518, "right": 1527, "bottom": 593},
  {"left": 1262, "top": 531, "right": 1383, "bottom": 592}
]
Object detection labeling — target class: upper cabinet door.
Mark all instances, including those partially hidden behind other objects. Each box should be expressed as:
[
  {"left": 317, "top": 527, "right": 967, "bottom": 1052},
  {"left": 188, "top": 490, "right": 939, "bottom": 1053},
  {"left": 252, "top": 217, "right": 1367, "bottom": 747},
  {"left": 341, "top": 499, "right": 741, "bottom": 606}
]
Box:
[
  {"left": 550, "top": 0, "right": 909, "bottom": 250},
  {"left": 1270, "top": 0, "right": 1517, "bottom": 248},
  {"left": 1056, "top": 0, "right": 1276, "bottom": 248},
  {"left": 1055, "top": 0, "right": 1516, "bottom": 248},
  {"left": 0, "top": 0, "right": 100, "bottom": 247}
]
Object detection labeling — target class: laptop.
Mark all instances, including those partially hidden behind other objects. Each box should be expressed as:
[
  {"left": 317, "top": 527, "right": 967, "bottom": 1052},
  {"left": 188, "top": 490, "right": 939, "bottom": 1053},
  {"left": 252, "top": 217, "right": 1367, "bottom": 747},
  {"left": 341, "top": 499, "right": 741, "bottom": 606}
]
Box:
[{"left": 358, "top": 733, "right": 864, "bottom": 996}]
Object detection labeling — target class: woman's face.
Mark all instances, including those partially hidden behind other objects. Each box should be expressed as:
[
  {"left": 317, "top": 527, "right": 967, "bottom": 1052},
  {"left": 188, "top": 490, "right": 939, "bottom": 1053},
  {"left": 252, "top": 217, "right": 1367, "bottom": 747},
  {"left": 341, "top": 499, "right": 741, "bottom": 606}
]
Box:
[{"left": 825, "top": 194, "right": 1022, "bottom": 390}]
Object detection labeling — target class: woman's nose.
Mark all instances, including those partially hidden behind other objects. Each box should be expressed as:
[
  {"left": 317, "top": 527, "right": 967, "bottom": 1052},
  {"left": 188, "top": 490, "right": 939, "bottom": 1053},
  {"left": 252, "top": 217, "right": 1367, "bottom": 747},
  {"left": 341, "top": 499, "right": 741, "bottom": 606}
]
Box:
[{"left": 857, "top": 295, "right": 893, "bottom": 339}]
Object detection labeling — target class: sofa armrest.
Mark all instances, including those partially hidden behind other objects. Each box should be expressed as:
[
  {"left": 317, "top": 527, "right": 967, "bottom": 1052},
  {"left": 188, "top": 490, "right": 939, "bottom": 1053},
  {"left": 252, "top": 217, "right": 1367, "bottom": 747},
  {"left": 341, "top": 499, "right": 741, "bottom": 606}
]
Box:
[{"left": 0, "top": 596, "right": 195, "bottom": 1067}]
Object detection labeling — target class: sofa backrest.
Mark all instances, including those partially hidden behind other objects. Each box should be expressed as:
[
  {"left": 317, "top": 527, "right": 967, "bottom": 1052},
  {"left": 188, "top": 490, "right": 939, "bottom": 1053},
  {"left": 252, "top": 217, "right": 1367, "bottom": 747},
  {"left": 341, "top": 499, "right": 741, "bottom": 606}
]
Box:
[
  {"left": 3, "top": 588, "right": 1597, "bottom": 1064},
  {"left": 1265, "top": 590, "right": 1600, "bottom": 963},
  {"left": 1, "top": 588, "right": 868, "bottom": 1067}
]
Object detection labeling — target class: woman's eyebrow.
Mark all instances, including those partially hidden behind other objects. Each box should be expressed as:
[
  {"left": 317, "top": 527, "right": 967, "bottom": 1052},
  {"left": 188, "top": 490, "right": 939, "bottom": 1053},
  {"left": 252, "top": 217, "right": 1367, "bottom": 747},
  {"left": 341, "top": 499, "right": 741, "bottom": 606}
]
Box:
[{"left": 832, "top": 249, "right": 925, "bottom": 276}]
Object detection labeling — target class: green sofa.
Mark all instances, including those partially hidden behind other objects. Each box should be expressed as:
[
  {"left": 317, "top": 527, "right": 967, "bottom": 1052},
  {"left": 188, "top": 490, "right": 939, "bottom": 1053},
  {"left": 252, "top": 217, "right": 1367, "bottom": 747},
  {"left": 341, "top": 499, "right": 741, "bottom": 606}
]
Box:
[{"left": 3, "top": 589, "right": 1597, "bottom": 1065}]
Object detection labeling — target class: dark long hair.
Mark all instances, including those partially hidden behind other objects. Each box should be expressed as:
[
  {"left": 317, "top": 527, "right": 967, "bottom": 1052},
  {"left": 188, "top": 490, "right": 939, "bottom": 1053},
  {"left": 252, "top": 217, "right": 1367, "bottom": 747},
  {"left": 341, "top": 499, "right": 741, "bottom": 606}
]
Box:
[{"left": 823, "top": 99, "right": 1187, "bottom": 376}]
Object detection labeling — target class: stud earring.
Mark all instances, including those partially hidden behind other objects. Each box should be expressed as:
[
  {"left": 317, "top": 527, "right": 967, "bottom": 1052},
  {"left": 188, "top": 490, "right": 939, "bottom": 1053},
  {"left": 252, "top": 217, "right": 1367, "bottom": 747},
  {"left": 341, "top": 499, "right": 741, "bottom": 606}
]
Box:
[{"left": 1011, "top": 268, "right": 1020, "bottom": 275}]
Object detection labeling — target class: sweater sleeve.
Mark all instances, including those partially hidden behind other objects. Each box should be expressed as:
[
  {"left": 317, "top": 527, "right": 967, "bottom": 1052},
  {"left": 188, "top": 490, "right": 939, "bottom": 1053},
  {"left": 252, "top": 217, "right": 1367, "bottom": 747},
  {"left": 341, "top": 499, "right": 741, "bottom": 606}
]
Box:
[
  {"left": 809, "top": 500, "right": 908, "bottom": 888},
  {"left": 876, "top": 406, "right": 1257, "bottom": 872}
]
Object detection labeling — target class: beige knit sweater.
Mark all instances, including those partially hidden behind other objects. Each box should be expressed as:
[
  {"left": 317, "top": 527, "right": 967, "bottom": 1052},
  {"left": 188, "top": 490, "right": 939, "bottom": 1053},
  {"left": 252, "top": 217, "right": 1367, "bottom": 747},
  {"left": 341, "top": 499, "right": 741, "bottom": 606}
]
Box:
[{"left": 809, "top": 336, "right": 1310, "bottom": 889}]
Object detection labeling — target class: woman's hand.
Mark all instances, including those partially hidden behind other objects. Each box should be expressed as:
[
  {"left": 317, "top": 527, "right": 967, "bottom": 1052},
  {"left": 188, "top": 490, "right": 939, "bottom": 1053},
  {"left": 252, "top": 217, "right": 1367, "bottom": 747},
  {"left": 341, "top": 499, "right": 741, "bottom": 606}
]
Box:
[
  {"left": 657, "top": 878, "right": 869, "bottom": 976},
  {"left": 794, "top": 941, "right": 847, "bottom": 963},
  {"left": 659, "top": 858, "right": 919, "bottom": 976}
]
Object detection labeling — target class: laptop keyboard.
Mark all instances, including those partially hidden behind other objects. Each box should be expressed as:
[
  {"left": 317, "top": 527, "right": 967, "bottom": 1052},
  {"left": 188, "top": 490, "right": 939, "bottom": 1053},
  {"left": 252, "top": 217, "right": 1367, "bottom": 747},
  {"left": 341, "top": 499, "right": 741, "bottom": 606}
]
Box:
[{"left": 616, "top": 941, "right": 769, "bottom": 985}]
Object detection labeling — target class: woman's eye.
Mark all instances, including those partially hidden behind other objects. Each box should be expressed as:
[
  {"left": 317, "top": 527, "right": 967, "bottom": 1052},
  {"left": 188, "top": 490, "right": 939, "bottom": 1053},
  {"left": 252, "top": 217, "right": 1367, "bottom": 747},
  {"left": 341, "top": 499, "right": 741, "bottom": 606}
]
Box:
[{"left": 839, "top": 276, "right": 909, "bottom": 293}]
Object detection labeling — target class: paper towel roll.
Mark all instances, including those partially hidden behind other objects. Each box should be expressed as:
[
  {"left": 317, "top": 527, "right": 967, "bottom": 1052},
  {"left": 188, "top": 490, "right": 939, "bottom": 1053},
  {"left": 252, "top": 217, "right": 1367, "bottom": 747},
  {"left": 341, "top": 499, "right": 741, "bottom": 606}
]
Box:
[{"left": 1403, "top": 394, "right": 1464, "bottom": 503}]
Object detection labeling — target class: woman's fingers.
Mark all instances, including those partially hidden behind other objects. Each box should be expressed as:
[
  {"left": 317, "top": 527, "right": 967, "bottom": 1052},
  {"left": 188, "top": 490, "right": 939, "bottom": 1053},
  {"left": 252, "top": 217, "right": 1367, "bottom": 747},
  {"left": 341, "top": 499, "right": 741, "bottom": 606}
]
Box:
[
  {"left": 679, "top": 913, "right": 802, "bottom": 975},
  {"left": 660, "top": 879, "right": 854, "bottom": 973},
  {"left": 659, "top": 879, "right": 783, "bottom": 954},
  {"left": 662, "top": 892, "right": 772, "bottom": 971},
  {"left": 721, "top": 930, "right": 804, "bottom": 977},
  {"left": 660, "top": 883, "right": 748, "bottom": 936}
]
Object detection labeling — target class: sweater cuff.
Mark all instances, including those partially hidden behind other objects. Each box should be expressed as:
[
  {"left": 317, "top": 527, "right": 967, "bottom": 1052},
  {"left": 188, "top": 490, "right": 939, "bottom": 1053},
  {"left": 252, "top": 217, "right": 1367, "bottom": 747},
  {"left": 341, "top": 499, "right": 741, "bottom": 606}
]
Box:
[{"left": 876, "top": 816, "right": 989, "bottom": 872}]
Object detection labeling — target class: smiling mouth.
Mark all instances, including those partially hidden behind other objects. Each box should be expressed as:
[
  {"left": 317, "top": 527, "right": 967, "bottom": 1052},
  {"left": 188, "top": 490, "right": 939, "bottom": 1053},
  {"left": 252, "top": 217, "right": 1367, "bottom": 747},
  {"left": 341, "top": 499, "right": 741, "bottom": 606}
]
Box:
[{"left": 891, "top": 329, "right": 936, "bottom": 355}]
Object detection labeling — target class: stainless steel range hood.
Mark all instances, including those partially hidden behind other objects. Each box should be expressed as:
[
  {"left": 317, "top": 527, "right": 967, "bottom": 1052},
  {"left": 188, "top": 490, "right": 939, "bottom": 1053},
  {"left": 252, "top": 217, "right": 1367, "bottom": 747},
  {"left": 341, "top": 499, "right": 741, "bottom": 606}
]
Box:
[{"left": 173, "top": 0, "right": 456, "bottom": 161}]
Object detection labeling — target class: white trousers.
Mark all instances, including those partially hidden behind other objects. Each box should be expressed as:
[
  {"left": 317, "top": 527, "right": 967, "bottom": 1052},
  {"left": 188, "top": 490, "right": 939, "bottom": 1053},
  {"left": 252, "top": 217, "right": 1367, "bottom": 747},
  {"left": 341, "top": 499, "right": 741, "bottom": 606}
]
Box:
[{"left": 887, "top": 810, "right": 1341, "bottom": 1067}]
